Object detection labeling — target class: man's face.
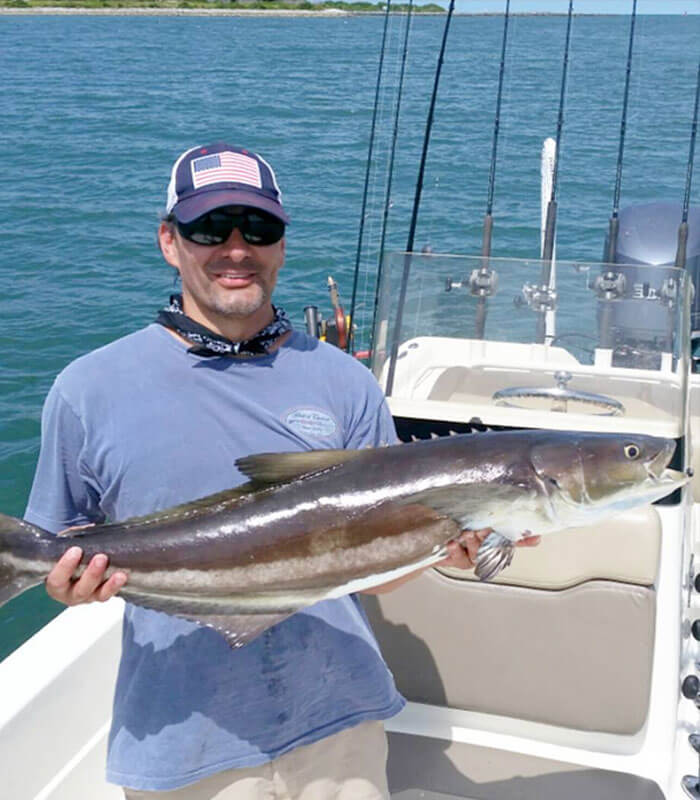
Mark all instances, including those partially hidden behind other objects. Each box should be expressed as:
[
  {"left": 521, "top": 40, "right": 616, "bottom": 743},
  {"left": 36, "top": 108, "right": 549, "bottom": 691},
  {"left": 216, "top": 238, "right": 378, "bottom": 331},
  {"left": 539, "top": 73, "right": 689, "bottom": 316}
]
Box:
[{"left": 159, "top": 207, "right": 286, "bottom": 329}]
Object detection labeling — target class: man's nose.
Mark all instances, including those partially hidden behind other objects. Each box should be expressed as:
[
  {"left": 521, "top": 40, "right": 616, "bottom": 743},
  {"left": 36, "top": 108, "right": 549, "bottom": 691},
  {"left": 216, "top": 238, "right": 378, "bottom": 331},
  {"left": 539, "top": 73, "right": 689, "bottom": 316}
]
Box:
[{"left": 220, "top": 227, "right": 251, "bottom": 259}]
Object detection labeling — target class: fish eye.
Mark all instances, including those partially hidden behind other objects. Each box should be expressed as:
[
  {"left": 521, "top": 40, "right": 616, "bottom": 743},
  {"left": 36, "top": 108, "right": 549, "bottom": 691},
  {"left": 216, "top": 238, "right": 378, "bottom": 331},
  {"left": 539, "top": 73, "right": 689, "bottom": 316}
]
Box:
[{"left": 624, "top": 443, "right": 641, "bottom": 460}]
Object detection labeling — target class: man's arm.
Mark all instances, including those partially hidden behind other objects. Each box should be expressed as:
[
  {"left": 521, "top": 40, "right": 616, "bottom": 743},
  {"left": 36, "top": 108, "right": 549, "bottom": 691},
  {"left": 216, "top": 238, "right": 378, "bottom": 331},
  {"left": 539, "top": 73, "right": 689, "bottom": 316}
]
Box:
[{"left": 27, "top": 383, "right": 128, "bottom": 606}]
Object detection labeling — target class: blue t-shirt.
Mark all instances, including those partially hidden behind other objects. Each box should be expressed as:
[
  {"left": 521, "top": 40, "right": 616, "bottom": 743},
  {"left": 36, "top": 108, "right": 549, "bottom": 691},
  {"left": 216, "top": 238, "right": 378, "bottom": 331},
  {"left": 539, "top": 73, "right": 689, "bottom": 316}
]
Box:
[{"left": 25, "top": 324, "right": 404, "bottom": 792}]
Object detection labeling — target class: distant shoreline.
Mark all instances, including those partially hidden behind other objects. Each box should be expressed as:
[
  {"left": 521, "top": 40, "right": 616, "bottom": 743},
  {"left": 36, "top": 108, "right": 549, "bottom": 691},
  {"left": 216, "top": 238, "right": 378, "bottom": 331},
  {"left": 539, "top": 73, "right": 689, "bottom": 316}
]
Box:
[
  {"left": 0, "top": 6, "right": 382, "bottom": 12},
  {"left": 0, "top": 6, "right": 686, "bottom": 16}
]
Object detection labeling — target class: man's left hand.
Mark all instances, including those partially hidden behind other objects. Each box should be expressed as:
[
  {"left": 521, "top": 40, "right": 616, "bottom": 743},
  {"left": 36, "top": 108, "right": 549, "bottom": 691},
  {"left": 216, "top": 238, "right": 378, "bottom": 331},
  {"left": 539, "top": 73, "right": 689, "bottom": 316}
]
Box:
[{"left": 440, "top": 529, "right": 541, "bottom": 571}]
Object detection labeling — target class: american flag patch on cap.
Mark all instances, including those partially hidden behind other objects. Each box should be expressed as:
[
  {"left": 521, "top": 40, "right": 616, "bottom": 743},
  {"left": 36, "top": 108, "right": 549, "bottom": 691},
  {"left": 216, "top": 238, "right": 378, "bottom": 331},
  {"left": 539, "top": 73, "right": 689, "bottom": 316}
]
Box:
[{"left": 191, "top": 151, "right": 262, "bottom": 190}]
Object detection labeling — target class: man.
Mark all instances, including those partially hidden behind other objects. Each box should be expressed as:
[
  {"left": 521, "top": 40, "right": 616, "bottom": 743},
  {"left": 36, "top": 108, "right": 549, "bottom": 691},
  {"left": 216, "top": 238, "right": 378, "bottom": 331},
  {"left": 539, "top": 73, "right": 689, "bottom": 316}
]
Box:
[{"left": 28, "top": 143, "right": 526, "bottom": 799}]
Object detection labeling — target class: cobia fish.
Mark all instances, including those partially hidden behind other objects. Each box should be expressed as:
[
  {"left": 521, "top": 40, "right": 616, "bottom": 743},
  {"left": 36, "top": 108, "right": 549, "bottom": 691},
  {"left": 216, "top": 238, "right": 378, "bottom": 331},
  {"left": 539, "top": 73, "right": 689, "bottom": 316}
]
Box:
[{"left": 0, "top": 430, "right": 687, "bottom": 648}]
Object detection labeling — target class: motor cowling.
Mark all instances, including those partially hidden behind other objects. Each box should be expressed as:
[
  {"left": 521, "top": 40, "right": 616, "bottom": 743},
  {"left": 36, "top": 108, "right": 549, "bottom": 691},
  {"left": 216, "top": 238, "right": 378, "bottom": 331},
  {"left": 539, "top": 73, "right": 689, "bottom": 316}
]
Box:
[{"left": 599, "top": 202, "right": 700, "bottom": 368}]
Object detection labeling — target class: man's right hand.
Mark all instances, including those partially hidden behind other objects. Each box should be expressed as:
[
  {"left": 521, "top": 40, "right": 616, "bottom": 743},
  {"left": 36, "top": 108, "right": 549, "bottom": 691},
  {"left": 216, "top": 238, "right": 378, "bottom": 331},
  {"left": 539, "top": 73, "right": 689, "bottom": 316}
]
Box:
[{"left": 45, "top": 546, "right": 127, "bottom": 606}]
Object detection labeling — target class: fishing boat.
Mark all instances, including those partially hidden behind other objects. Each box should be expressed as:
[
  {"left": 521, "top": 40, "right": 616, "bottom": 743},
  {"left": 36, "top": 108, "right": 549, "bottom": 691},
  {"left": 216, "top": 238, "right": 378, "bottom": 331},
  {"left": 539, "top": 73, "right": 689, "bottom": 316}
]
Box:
[{"left": 0, "top": 4, "right": 698, "bottom": 800}]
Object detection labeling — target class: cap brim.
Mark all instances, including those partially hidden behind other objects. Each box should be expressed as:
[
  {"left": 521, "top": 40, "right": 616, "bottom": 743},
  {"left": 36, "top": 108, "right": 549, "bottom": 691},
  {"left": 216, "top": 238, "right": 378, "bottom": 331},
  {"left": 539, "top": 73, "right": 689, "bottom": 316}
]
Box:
[{"left": 173, "top": 188, "right": 290, "bottom": 224}]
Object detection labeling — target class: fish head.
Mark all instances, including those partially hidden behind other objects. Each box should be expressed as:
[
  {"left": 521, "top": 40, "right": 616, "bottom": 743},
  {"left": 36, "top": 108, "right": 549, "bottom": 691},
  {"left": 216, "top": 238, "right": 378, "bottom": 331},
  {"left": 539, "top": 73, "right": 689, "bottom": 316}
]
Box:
[{"left": 529, "top": 432, "right": 686, "bottom": 517}]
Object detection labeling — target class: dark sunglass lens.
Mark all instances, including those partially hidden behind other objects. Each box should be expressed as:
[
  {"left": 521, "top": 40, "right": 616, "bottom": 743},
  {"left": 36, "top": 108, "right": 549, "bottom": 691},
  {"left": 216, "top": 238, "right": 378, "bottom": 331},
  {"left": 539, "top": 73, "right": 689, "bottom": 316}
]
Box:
[
  {"left": 177, "top": 213, "right": 234, "bottom": 246},
  {"left": 242, "top": 213, "right": 285, "bottom": 246}
]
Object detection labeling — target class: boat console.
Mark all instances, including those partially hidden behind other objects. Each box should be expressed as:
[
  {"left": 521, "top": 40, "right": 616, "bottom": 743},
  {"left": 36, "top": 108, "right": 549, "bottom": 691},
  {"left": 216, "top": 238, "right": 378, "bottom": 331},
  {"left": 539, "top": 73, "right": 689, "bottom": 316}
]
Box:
[{"left": 362, "top": 250, "right": 696, "bottom": 800}]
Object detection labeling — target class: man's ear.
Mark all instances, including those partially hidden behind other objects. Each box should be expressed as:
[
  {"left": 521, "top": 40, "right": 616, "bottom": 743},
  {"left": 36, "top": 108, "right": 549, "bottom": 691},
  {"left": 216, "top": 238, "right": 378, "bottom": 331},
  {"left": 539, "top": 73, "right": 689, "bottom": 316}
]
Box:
[{"left": 158, "top": 221, "right": 180, "bottom": 269}]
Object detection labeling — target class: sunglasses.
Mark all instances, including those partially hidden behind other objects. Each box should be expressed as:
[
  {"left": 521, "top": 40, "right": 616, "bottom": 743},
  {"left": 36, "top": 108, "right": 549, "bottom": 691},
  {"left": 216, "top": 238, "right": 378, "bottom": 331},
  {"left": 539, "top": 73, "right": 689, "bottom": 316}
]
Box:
[{"left": 175, "top": 207, "right": 286, "bottom": 247}]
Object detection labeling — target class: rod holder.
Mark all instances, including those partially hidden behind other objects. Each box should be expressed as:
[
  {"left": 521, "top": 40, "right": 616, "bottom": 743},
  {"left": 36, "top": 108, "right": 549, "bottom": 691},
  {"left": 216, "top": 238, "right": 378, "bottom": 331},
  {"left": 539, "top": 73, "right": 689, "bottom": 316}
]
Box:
[{"left": 304, "top": 306, "right": 320, "bottom": 339}]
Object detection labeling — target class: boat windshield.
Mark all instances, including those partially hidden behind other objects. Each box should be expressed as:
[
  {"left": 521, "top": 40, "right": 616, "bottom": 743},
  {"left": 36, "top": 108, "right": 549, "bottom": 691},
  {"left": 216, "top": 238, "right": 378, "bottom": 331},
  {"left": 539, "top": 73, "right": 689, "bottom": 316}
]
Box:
[{"left": 370, "top": 252, "right": 690, "bottom": 436}]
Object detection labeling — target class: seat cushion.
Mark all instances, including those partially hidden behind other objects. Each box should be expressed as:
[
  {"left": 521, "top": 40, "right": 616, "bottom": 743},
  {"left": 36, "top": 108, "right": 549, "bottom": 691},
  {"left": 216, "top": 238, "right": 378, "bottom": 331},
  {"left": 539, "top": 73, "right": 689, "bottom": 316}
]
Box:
[
  {"left": 438, "top": 506, "right": 661, "bottom": 590},
  {"left": 363, "top": 572, "right": 655, "bottom": 734},
  {"left": 386, "top": 733, "right": 665, "bottom": 800}
]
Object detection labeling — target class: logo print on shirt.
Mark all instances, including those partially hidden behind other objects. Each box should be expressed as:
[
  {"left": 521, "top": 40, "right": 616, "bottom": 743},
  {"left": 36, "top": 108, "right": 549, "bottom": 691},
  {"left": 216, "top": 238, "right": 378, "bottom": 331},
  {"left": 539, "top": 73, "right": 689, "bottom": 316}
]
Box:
[{"left": 284, "top": 408, "right": 338, "bottom": 439}]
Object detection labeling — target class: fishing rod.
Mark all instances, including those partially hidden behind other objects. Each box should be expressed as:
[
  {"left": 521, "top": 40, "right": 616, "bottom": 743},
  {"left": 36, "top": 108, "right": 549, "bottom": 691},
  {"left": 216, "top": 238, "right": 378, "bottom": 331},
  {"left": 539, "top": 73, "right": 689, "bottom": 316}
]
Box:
[
  {"left": 347, "top": 0, "right": 394, "bottom": 353},
  {"left": 473, "top": 0, "right": 511, "bottom": 340},
  {"left": 385, "top": 0, "right": 456, "bottom": 397},
  {"left": 598, "top": 0, "right": 637, "bottom": 349},
  {"left": 535, "top": 0, "right": 574, "bottom": 345},
  {"left": 676, "top": 57, "right": 700, "bottom": 270},
  {"left": 368, "top": 0, "right": 415, "bottom": 362},
  {"left": 605, "top": 0, "right": 637, "bottom": 265}
]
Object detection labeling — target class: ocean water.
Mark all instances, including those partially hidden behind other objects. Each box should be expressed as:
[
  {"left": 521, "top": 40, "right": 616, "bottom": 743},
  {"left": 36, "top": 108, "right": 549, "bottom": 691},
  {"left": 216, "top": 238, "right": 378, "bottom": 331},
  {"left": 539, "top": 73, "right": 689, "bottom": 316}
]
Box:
[{"left": 0, "top": 12, "right": 698, "bottom": 659}]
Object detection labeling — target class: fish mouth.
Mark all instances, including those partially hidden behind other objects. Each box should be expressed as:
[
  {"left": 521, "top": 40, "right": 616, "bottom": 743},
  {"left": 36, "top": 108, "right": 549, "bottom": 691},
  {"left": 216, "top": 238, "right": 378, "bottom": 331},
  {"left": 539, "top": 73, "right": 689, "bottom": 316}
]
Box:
[
  {"left": 652, "top": 467, "right": 690, "bottom": 487},
  {"left": 645, "top": 441, "right": 676, "bottom": 481}
]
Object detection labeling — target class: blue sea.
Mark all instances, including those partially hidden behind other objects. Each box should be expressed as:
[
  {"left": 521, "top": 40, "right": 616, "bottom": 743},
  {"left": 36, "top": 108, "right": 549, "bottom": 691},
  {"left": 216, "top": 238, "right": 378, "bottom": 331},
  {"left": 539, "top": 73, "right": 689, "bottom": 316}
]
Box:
[{"left": 0, "top": 11, "right": 698, "bottom": 659}]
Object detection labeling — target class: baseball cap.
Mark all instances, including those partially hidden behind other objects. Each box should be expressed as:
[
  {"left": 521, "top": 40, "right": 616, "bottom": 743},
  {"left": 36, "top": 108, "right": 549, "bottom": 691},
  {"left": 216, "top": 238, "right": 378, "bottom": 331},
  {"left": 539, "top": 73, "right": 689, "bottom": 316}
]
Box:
[{"left": 166, "top": 143, "right": 289, "bottom": 224}]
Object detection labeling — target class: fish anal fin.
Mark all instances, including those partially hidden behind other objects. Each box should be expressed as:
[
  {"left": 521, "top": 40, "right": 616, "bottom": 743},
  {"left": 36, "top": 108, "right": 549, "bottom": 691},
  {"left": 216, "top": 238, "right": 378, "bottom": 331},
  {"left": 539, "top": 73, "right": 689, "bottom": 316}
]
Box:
[
  {"left": 119, "top": 587, "right": 294, "bottom": 649},
  {"left": 193, "top": 613, "right": 291, "bottom": 649},
  {"left": 235, "top": 449, "right": 364, "bottom": 485}
]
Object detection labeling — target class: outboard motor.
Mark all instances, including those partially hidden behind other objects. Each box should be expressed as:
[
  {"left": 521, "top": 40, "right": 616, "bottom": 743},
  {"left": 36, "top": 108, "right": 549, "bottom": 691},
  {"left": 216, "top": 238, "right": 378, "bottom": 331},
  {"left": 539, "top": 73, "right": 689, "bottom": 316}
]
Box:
[{"left": 598, "top": 202, "right": 700, "bottom": 369}]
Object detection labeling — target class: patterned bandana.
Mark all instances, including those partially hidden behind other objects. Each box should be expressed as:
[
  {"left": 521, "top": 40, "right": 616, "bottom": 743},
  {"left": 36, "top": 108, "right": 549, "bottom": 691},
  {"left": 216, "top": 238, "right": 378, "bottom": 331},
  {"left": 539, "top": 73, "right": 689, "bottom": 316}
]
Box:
[{"left": 155, "top": 294, "right": 292, "bottom": 358}]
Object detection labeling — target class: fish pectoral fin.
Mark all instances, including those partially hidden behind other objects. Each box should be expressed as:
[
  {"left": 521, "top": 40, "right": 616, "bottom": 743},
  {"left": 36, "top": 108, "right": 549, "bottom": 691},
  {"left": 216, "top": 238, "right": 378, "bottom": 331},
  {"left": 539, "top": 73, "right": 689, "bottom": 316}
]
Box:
[
  {"left": 236, "top": 449, "right": 364, "bottom": 485},
  {"left": 475, "top": 532, "right": 516, "bottom": 581}
]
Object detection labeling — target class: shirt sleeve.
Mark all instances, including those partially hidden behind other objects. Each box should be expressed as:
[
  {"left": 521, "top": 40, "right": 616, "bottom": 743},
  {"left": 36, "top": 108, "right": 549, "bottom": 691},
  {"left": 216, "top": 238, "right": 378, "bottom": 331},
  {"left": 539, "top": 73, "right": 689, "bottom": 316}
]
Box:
[
  {"left": 344, "top": 379, "right": 399, "bottom": 450},
  {"left": 24, "top": 382, "right": 105, "bottom": 534}
]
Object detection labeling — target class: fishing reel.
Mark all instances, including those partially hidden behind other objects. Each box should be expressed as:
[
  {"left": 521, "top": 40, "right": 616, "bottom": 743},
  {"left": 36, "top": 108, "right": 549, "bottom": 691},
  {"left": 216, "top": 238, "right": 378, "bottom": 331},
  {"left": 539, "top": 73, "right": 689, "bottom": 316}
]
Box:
[
  {"left": 445, "top": 267, "right": 498, "bottom": 297},
  {"left": 593, "top": 270, "right": 626, "bottom": 301},
  {"left": 518, "top": 282, "right": 558, "bottom": 313},
  {"left": 303, "top": 276, "right": 350, "bottom": 351}
]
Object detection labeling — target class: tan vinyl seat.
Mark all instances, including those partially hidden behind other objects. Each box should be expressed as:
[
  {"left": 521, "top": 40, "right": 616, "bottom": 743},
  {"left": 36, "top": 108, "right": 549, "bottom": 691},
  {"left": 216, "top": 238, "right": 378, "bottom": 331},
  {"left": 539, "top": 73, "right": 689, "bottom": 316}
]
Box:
[
  {"left": 386, "top": 734, "right": 665, "bottom": 800},
  {"left": 363, "top": 570, "right": 655, "bottom": 734},
  {"left": 438, "top": 505, "right": 661, "bottom": 590}
]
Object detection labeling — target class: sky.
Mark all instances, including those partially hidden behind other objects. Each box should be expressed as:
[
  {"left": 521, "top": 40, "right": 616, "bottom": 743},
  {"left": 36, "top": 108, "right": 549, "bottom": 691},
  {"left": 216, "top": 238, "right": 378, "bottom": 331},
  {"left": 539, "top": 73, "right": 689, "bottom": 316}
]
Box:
[{"left": 452, "top": 1, "right": 699, "bottom": 12}]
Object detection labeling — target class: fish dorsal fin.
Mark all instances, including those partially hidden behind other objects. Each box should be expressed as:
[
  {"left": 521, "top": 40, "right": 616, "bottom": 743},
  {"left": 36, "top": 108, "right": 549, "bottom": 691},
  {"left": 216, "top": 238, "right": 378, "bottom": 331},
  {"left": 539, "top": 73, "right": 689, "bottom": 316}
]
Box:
[{"left": 236, "top": 449, "right": 364, "bottom": 485}]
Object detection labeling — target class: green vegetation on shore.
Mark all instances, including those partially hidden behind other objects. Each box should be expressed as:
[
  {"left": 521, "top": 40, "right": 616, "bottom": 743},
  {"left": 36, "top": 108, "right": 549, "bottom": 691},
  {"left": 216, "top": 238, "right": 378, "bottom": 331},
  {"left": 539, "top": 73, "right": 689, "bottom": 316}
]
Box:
[{"left": 1, "top": 0, "right": 445, "bottom": 11}]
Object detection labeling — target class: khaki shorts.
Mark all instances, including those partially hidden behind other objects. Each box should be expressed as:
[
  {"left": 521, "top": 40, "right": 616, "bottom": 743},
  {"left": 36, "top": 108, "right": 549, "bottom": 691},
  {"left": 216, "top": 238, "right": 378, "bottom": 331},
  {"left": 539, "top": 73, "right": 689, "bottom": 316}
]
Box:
[{"left": 123, "top": 720, "right": 389, "bottom": 800}]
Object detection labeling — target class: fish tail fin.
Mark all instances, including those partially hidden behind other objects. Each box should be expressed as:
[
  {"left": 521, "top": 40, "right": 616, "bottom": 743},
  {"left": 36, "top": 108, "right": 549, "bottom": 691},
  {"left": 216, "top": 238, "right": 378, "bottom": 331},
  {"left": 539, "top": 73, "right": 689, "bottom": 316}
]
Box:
[{"left": 0, "top": 512, "right": 45, "bottom": 606}]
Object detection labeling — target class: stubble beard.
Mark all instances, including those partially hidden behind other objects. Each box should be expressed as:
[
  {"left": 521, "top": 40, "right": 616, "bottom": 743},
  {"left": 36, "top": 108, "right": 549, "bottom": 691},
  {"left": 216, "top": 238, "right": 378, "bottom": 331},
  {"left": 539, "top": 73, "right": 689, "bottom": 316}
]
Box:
[{"left": 209, "top": 281, "right": 270, "bottom": 319}]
